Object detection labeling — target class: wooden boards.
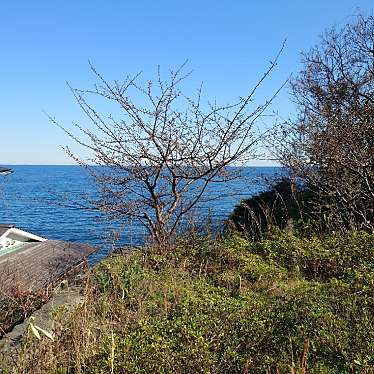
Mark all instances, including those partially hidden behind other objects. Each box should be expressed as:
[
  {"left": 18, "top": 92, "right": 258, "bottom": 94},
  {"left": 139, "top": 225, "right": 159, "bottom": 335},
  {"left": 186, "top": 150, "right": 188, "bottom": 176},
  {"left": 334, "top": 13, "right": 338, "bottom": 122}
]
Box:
[{"left": 0, "top": 240, "right": 96, "bottom": 295}]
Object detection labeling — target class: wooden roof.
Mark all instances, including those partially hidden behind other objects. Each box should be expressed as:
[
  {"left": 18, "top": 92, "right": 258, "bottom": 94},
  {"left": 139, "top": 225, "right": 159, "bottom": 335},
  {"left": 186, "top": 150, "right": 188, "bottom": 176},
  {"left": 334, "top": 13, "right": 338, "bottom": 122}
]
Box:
[{"left": 0, "top": 240, "right": 96, "bottom": 294}]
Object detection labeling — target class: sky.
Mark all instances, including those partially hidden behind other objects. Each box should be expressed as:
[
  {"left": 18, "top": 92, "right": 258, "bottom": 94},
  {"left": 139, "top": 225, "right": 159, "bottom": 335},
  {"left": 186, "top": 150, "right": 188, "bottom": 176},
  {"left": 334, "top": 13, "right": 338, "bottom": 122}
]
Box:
[{"left": 1, "top": 1, "right": 373, "bottom": 165}]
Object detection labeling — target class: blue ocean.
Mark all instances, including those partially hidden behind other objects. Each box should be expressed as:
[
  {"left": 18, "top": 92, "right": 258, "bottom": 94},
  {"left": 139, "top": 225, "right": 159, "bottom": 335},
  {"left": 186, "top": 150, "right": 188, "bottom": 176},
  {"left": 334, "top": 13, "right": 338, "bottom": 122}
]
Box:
[{"left": 0, "top": 166, "right": 282, "bottom": 263}]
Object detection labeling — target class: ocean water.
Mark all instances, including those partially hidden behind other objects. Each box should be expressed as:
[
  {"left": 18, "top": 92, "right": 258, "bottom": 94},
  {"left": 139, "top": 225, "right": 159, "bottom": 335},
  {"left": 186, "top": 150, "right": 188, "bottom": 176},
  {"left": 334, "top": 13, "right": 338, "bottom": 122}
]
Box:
[{"left": 0, "top": 166, "right": 282, "bottom": 263}]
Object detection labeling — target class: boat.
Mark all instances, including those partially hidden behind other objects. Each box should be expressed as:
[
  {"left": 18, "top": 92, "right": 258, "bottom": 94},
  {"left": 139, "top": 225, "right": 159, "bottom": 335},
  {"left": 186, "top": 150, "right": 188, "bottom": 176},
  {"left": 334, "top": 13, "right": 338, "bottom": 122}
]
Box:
[
  {"left": 0, "top": 224, "right": 46, "bottom": 253},
  {"left": 0, "top": 167, "right": 13, "bottom": 176}
]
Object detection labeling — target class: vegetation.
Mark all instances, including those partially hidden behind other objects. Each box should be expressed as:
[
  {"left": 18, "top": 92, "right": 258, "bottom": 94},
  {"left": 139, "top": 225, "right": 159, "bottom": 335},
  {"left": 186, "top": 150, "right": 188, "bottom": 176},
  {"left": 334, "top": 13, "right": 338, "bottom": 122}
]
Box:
[
  {"left": 229, "top": 177, "right": 319, "bottom": 240},
  {"left": 275, "top": 13, "right": 374, "bottom": 231},
  {"left": 0, "top": 292, "right": 46, "bottom": 338},
  {"left": 1, "top": 228, "right": 373, "bottom": 373}
]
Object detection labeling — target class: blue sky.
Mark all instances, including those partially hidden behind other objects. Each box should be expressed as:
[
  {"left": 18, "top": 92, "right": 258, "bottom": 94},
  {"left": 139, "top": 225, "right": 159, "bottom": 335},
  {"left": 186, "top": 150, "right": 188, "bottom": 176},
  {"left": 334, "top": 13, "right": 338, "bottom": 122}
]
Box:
[{"left": 1, "top": 1, "right": 373, "bottom": 165}]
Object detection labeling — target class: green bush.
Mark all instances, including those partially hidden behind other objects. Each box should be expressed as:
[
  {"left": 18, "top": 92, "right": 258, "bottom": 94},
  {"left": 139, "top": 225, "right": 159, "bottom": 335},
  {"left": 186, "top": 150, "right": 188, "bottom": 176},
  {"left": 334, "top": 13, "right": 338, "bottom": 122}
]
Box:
[
  {"left": 4, "top": 230, "right": 374, "bottom": 373},
  {"left": 229, "top": 177, "right": 317, "bottom": 239},
  {"left": 251, "top": 229, "right": 374, "bottom": 283}
]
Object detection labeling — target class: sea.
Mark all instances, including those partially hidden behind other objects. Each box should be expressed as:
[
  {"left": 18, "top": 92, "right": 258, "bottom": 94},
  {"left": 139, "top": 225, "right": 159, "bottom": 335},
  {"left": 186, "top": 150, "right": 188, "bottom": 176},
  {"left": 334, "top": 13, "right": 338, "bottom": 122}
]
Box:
[{"left": 0, "top": 166, "right": 282, "bottom": 263}]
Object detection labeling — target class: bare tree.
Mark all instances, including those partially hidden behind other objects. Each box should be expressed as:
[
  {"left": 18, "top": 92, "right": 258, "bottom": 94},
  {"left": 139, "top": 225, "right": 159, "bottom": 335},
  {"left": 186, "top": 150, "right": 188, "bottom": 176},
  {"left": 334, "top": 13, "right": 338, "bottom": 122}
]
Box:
[
  {"left": 52, "top": 54, "right": 284, "bottom": 247},
  {"left": 276, "top": 14, "right": 374, "bottom": 230}
]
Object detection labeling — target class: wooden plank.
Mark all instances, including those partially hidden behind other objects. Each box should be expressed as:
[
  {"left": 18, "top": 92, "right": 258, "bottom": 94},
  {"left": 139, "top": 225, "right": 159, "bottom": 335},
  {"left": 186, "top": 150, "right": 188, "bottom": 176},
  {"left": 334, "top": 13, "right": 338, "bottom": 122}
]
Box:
[{"left": 0, "top": 240, "right": 96, "bottom": 295}]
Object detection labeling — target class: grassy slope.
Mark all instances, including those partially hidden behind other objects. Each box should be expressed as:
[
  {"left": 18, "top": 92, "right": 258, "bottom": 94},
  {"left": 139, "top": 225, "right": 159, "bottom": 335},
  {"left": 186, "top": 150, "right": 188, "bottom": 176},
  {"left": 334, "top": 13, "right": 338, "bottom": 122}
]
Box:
[{"left": 2, "top": 229, "right": 374, "bottom": 373}]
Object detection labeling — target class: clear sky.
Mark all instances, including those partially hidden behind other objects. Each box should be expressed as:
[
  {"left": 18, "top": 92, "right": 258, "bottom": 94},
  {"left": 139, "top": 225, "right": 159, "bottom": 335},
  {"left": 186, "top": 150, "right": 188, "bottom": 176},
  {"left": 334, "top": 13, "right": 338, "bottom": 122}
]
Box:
[{"left": 1, "top": 1, "right": 373, "bottom": 165}]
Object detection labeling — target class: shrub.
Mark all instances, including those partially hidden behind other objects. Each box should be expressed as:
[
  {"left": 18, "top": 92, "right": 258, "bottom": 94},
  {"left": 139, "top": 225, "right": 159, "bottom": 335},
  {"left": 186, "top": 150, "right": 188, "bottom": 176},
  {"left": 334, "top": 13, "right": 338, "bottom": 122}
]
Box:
[
  {"left": 3, "top": 230, "right": 374, "bottom": 373},
  {"left": 229, "top": 177, "right": 318, "bottom": 239}
]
